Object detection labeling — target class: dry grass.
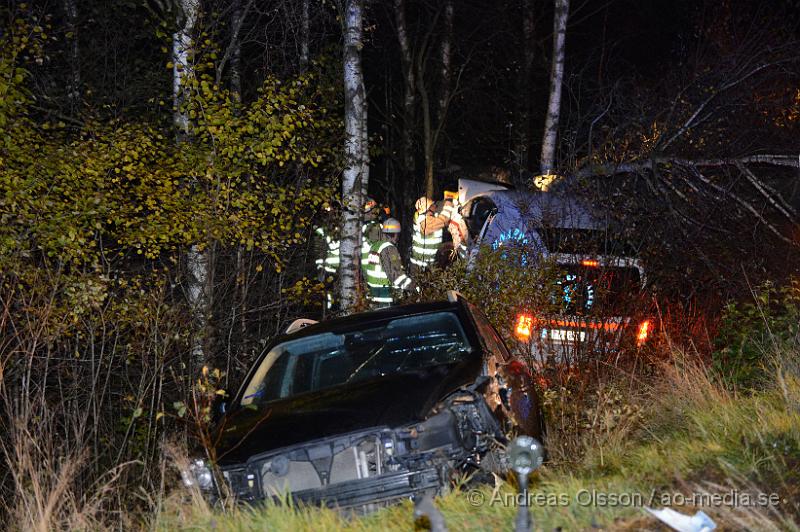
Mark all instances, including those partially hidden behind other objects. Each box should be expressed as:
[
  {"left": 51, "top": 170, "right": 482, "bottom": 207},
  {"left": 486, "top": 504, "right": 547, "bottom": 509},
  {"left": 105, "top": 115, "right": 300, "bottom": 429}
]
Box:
[{"left": 0, "top": 405, "right": 132, "bottom": 531}]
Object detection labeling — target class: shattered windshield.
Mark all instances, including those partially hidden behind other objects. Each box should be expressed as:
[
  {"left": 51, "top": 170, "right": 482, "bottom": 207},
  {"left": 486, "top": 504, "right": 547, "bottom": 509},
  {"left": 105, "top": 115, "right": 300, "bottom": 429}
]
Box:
[{"left": 240, "top": 312, "right": 474, "bottom": 406}]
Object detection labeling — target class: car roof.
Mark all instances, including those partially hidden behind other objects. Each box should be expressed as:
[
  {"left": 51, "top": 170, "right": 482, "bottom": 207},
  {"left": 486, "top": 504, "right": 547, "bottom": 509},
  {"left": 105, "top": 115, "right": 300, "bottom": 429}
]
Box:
[
  {"left": 279, "top": 299, "right": 466, "bottom": 342},
  {"left": 479, "top": 189, "right": 603, "bottom": 231}
]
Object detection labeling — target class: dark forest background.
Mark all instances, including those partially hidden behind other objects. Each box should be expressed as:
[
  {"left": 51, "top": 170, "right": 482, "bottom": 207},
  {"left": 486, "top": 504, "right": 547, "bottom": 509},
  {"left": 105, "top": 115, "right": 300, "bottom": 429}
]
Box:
[{"left": 1, "top": 0, "right": 800, "bottom": 528}]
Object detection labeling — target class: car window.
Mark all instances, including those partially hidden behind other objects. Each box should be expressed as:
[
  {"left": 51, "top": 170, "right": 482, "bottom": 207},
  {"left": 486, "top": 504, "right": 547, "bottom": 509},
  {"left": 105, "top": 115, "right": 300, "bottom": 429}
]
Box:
[
  {"left": 465, "top": 302, "right": 511, "bottom": 362},
  {"left": 240, "top": 312, "right": 474, "bottom": 406},
  {"left": 465, "top": 197, "right": 497, "bottom": 238}
]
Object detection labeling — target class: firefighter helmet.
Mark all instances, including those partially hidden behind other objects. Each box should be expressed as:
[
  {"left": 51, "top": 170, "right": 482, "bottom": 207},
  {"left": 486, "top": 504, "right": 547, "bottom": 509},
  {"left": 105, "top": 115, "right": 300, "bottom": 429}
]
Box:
[
  {"left": 415, "top": 196, "right": 433, "bottom": 214},
  {"left": 382, "top": 218, "right": 402, "bottom": 234},
  {"left": 364, "top": 197, "right": 379, "bottom": 213}
]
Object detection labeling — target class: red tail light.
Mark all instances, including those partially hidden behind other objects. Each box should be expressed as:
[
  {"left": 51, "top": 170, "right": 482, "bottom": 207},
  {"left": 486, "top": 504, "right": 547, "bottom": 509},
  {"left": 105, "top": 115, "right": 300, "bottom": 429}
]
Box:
[
  {"left": 581, "top": 259, "right": 599, "bottom": 267},
  {"left": 636, "top": 320, "right": 650, "bottom": 346},
  {"left": 515, "top": 314, "right": 534, "bottom": 340}
]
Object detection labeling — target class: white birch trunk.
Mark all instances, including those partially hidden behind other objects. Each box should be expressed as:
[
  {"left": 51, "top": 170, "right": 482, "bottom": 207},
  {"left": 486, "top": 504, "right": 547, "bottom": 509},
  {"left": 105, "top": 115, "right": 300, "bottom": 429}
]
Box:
[
  {"left": 172, "top": 0, "right": 207, "bottom": 364},
  {"left": 337, "top": 0, "right": 367, "bottom": 310},
  {"left": 540, "top": 0, "right": 569, "bottom": 176},
  {"left": 172, "top": 0, "right": 199, "bottom": 138}
]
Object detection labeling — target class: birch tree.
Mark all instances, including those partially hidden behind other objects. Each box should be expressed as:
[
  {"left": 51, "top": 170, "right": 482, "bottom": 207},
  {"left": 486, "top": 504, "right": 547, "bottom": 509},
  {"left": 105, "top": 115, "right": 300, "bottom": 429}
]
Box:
[
  {"left": 172, "top": 0, "right": 207, "bottom": 363},
  {"left": 337, "top": 0, "right": 368, "bottom": 310},
  {"left": 540, "top": 0, "right": 569, "bottom": 176}
]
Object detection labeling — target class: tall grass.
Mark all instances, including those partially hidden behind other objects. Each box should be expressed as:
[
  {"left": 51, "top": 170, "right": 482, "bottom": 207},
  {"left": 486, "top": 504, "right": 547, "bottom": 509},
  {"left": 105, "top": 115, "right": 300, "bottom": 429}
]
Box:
[{"left": 0, "top": 270, "right": 193, "bottom": 531}]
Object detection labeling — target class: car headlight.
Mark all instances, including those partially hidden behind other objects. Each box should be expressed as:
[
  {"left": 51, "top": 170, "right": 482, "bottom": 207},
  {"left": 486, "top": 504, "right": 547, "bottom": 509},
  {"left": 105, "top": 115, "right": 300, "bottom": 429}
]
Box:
[{"left": 181, "top": 458, "right": 214, "bottom": 491}]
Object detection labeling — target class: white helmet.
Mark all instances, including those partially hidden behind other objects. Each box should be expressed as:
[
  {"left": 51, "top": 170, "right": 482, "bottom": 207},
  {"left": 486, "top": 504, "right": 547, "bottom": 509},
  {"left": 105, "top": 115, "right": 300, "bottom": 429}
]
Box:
[{"left": 382, "top": 218, "right": 402, "bottom": 234}]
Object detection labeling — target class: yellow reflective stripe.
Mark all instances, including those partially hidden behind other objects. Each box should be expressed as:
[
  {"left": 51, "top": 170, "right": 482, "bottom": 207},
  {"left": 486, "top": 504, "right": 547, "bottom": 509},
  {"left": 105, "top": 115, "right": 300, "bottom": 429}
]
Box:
[
  {"left": 412, "top": 246, "right": 439, "bottom": 255},
  {"left": 412, "top": 230, "right": 442, "bottom": 243},
  {"left": 393, "top": 274, "right": 412, "bottom": 289}
]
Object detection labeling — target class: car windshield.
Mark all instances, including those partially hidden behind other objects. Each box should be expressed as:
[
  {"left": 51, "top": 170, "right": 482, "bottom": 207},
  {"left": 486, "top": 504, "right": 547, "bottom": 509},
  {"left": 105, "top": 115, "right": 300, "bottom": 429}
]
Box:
[{"left": 240, "top": 312, "right": 473, "bottom": 406}]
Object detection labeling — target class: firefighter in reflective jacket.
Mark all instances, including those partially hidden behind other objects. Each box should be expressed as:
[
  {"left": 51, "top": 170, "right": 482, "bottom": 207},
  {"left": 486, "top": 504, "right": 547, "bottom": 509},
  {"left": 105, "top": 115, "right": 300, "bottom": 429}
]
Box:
[
  {"left": 314, "top": 226, "right": 340, "bottom": 279},
  {"left": 314, "top": 225, "right": 340, "bottom": 311},
  {"left": 361, "top": 197, "right": 385, "bottom": 279},
  {"left": 411, "top": 196, "right": 453, "bottom": 271},
  {"left": 365, "top": 218, "right": 417, "bottom": 307}
]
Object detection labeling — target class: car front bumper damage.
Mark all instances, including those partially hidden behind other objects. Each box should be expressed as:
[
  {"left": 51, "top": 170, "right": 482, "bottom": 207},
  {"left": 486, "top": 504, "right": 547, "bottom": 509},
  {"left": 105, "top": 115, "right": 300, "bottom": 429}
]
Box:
[{"left": 208, "top": 388, "right": 503, "bottom": 511}]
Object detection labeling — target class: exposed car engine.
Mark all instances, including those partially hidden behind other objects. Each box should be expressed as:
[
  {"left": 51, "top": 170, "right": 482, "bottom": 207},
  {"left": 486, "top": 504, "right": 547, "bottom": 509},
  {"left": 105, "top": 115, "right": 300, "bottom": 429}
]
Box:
[{"left": 208, "top": 385, "right": 505, "bottom": 510}]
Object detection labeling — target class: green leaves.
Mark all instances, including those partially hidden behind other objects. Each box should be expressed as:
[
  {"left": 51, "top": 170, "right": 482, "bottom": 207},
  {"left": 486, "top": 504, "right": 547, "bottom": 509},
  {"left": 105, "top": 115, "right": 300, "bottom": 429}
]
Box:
[
  {"left": 0, "top": 52, "right": 340, "bottom": 269},
  {"left": 172, "top": 401, "right": 187, "bottom": 418}
]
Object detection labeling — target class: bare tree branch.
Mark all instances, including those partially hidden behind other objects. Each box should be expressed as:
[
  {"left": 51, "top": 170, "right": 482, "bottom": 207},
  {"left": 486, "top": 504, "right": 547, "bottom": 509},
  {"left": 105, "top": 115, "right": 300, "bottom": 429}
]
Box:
[
  {"left": 689, "top": 166, "right": 794, "bottom": 245},
  {"left": 215, "top": 0, "right": 256, "bottom": 86},
  {"left": 659, "top": 60, "right": 793, "bottom": 150},
  {"left": 735, "top": 161, "right": 798, "bottom": 223},
  {"left": 575, "top": 154, "right": 800, "bottom": 178}
]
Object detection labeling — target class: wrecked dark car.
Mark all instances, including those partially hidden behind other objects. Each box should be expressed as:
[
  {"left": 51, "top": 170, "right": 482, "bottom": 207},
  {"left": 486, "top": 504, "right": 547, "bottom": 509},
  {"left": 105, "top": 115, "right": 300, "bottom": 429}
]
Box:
[{"left": 183, "top": 293, "right": 545, "bottom": 511}]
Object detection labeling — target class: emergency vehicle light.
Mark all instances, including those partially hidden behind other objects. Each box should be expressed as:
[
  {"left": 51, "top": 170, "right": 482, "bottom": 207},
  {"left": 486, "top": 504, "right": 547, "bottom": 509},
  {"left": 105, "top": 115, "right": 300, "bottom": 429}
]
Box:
[
  {"left": 515, "top": 314, "right": 534, "bottom": 340},
  {"left": 581, "top": 259, "right": 600, "bottom": 267},
  {"left": 636, "top": 320, "right": 650, "bottom": 346}
]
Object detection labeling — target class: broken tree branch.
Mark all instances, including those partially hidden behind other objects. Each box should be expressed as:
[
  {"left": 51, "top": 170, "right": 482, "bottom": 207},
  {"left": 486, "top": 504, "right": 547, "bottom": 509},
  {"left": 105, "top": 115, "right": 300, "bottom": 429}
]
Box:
[
  {"left": 574, "top": 154, "right": 800, "bottom": 178},
  {"left": 688, "top": 166, "right": 794, "bottom": 245},
  {"left": 735, "top": 161, "right": 798, "bottom": 223}
]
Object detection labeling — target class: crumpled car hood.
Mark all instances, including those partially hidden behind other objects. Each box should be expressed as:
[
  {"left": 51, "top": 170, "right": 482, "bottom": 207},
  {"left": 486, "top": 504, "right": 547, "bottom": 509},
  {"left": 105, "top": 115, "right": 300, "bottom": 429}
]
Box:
[{"left": 213, "top": 359, "right": 480, "bottom": 465}]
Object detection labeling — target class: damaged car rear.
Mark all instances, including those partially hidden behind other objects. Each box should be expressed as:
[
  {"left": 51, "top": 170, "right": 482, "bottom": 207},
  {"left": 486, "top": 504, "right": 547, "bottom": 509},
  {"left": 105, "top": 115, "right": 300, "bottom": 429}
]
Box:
[{"left": 182, "top": 294, "right": 545, "bottom": 511}]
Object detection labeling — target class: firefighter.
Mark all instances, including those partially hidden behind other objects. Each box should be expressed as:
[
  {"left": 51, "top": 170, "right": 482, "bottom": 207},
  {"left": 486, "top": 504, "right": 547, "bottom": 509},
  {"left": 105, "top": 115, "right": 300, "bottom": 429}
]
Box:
[
  {"left": 314, "top": 223, "right": 340, "bottom": 311},
  {"left": 361, "top": 197, "right": 385, "bottom": 285},
  {"left": 410, "top": 196, "right": 451, "bottom": 271},
  {"left": 365, "top": 218, "right": 417, "bottom": 307},
  {"left": 314, "top": 226, "right": 340, "bottom": 279}
]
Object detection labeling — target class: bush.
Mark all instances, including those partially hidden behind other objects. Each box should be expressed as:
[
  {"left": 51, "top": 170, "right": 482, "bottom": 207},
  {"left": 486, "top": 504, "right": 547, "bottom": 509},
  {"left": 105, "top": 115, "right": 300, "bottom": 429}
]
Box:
[{"left": 712, "top": 279, "right": 800, "bottom": 389}]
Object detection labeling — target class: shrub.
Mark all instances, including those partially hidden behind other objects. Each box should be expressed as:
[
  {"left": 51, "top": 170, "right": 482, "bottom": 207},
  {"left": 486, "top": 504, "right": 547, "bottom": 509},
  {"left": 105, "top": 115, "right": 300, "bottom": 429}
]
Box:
[{"left": 712, "top": 279, "right": 800, "bottom": 389}]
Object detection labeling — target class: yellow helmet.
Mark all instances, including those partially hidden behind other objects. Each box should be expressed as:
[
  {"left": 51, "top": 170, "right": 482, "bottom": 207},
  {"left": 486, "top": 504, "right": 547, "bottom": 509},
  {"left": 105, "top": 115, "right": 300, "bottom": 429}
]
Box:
[
  {"left": 364, "top": 197, "right": 379, "bottom": 212},
  {"left": 415, "top": 196, "right": 433, "bottom": 214}
]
